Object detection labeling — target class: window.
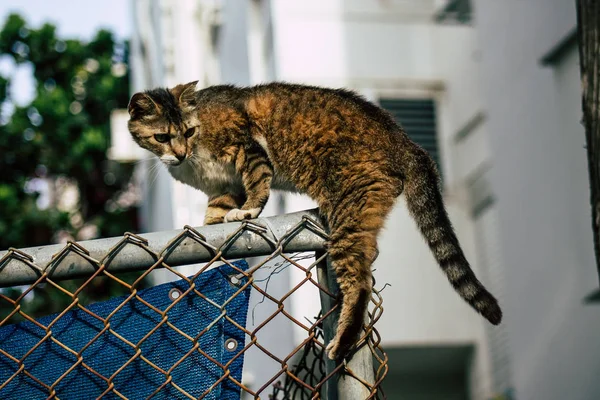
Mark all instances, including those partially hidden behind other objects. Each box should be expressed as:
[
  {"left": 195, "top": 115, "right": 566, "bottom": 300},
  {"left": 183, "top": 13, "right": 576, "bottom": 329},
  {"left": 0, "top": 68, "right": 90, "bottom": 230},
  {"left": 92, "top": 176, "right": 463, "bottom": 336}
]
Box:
[{"left": 379, "top": 98, "right": 442, "bottom": 173}]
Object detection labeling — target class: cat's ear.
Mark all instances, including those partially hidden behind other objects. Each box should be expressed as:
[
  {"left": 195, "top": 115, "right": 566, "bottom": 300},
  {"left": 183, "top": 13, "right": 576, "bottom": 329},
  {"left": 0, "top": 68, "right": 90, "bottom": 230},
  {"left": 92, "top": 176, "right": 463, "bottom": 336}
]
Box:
[
  {"left": 128, "top": 92, "right": 159, "bottom": 119},
  {"left": 173, "top": 81, "right": 199, "bottom": 106}
]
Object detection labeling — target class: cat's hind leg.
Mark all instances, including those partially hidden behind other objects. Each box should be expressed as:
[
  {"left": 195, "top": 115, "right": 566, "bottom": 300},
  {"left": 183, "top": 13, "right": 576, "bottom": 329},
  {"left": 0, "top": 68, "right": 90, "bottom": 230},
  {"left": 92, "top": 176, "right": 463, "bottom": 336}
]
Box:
[{"left": 324, "top": 185, "right": 397, "bottom": 361}]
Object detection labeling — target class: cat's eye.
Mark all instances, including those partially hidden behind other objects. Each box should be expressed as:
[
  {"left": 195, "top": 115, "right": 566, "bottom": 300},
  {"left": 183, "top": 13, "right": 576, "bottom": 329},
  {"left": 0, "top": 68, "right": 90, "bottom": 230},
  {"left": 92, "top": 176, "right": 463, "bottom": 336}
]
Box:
[
  {"left": 154, "top": 134, "right": 170, "bottom": 143},
  {"left": 184, "top": 128, "right": 195, "bottom": 138}
]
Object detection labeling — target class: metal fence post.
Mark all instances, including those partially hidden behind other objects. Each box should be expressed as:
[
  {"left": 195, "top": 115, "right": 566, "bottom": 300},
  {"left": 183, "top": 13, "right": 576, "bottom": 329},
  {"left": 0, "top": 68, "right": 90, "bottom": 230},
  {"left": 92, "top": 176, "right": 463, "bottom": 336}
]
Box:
[{"left": 317, "top": 251, "right": 375, "bottom": 399}]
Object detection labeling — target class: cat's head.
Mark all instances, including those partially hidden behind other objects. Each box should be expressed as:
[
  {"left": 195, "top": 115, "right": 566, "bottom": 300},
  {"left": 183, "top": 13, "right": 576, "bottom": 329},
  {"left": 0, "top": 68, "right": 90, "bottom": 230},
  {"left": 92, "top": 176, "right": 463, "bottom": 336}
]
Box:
[{"left": 127, "top": 81, "right": 200, "bottom": 166}]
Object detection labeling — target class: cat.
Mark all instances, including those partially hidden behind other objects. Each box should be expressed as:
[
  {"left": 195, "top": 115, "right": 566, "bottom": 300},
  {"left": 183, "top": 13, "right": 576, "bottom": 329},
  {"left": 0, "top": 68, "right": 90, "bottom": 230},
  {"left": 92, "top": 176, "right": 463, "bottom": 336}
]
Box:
[{"left": 127, "top": 81, "right": 502, "bottom": 361}]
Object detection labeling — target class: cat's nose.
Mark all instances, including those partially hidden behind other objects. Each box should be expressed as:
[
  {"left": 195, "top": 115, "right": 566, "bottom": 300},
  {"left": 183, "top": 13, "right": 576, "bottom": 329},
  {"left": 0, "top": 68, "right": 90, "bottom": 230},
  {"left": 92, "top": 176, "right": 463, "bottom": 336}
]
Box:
[{"left": 176, "top": 154, "right": 186, "bottom": 162}]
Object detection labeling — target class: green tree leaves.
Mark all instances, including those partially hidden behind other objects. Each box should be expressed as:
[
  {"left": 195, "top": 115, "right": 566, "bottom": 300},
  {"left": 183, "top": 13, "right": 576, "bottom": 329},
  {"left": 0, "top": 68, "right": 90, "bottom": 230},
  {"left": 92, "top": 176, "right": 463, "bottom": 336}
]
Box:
[
  {"left": 0, "top": 13, "right": 148, "bottom": 320},
  {"left": 0, "top": 13, "right": 138, "bottom": 251}
]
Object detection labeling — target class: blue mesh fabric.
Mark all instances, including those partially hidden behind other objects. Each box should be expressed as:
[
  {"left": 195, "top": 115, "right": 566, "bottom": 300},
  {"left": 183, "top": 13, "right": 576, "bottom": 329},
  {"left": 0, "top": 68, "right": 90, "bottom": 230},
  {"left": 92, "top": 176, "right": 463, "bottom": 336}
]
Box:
[{"left": 0, "top": 260, "right": 250, "bottom": 400}]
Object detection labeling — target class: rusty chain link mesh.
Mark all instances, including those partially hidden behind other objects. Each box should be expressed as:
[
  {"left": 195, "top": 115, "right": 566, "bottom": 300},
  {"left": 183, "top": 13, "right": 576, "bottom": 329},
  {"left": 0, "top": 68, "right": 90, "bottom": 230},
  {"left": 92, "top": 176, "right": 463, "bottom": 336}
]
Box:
[{"left": 0, "top": 215, "right": 388, "bottom": 399}]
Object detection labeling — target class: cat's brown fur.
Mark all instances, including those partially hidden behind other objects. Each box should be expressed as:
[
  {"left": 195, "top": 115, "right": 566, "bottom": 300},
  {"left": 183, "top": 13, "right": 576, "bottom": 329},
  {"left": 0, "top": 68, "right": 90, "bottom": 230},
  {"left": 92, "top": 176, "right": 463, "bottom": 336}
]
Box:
[{"left": 127, "top": 81, "right": 502, "bottom": 361}]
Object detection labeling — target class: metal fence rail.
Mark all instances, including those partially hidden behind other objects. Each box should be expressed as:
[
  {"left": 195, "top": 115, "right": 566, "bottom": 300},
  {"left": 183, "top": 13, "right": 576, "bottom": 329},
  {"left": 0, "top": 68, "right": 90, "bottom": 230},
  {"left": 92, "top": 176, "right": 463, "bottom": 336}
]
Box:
[{"left": 0, "top": 209, "right": 388, "bottom": 399}]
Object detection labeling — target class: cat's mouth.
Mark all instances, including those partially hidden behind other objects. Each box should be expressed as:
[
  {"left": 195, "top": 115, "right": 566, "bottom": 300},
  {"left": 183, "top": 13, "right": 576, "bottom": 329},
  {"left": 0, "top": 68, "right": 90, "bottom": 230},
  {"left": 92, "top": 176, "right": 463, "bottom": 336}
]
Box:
[{"left": 160, "top": 155, "right": 186, "bottom": 167}]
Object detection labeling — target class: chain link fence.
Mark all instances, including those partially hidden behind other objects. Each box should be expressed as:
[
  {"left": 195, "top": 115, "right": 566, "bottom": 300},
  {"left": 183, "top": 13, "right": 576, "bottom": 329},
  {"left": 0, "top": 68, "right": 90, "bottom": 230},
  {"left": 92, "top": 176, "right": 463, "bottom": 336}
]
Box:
[{"left": 0, "top": 209, "right": 388, "bottom": 399}]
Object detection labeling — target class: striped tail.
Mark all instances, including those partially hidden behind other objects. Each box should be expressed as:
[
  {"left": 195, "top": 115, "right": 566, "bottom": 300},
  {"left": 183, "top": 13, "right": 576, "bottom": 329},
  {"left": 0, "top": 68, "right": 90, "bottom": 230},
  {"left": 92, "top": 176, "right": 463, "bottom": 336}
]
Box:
[{"left": 403, "top": 147, "right": 502, "bottom": 325}]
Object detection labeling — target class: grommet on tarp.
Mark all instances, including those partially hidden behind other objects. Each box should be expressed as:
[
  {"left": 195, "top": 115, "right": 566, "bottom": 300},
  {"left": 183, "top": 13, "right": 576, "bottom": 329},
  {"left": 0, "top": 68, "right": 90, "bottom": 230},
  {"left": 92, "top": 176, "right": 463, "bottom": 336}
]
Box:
[
  {"left": 222, "top": 271, "right": 245, "bottom": 288},
  {"left": 169, "top": 287, "right": 182, "bottom": 301},
  {"left": 224, "top": 338, "right": 238, "bottom": 352},
  {"left": 230, "top": 274, "right": 243, "bottom": 286}
]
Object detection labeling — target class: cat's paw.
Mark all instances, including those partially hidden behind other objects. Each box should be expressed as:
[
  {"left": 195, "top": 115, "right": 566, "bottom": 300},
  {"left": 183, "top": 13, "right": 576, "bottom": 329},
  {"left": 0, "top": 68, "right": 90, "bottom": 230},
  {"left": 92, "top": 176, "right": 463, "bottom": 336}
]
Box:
[
  {"left": 203, "top": 216, "right": 224, "bottom": 225},
  {"left": 325, "top": 338, "right": 350, "bottom": 361},
  {"left": 224, "top": 208, "right": 261, "bottom": 223}
]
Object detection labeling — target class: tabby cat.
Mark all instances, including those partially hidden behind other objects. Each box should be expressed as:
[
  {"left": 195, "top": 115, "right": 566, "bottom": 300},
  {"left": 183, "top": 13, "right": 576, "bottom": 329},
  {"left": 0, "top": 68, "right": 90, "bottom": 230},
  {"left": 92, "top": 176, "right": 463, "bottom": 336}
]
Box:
[{"left": 127, "top": 81, "right": 502, "bottom": 361}]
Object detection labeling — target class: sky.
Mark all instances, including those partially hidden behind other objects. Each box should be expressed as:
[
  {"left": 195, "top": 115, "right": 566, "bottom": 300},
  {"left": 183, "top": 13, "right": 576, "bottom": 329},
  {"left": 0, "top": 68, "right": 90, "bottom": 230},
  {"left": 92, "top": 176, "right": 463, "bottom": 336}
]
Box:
[
  {"left": 0, "top": 0, "right": 131, "bottom": 40},
  {"left": 0, "top": 0, "right": 132, "bottom": 106}
]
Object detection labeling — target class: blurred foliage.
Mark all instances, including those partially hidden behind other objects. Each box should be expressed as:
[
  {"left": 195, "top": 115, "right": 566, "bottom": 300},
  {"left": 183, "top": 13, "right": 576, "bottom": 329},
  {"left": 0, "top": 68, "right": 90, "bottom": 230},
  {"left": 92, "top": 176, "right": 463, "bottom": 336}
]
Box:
[{"left": 0, "top": 13, "right": 148, "bottom": 320}]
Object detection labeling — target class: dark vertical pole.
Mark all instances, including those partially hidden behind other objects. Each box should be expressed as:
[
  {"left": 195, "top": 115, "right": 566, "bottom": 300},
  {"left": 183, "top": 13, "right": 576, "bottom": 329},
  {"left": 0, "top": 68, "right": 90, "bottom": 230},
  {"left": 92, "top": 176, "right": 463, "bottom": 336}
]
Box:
[
  {"left": 576, "top": 0, "right": 600, "bottom": 283},
  {"left": 316, "top": 250, "right": 339, "bottom": 400}
]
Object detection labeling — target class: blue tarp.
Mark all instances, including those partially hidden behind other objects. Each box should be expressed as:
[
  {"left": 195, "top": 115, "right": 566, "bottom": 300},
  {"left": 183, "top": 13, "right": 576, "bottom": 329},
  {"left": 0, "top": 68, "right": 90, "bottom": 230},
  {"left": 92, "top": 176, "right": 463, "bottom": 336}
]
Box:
[{"left": 0, "top": 260, "right": 250, "bottom": 400}]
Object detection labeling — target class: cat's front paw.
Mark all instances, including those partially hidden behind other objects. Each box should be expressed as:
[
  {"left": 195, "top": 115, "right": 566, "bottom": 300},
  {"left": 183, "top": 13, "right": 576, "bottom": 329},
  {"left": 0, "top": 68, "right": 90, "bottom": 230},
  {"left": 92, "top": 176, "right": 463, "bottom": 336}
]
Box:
[
  {"left": 224, "top": 208, "right": 261, "bottom": 223},
  {"left": 204, "top": 216, "right": 224, "bottom": 225}
]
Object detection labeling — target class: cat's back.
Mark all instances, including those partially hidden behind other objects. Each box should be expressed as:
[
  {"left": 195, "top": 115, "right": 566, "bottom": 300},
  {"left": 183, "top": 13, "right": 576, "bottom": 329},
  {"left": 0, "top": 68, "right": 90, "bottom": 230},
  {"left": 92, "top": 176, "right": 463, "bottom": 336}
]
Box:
[
  {"left": 249, "top": 83, "right": 397, "bottom": 131},
  {"left": 244, "top": 82, "right": 408, "bottom": 194},
  {"left": 245, "top": 82, "right": 407, "bottom": 157}
]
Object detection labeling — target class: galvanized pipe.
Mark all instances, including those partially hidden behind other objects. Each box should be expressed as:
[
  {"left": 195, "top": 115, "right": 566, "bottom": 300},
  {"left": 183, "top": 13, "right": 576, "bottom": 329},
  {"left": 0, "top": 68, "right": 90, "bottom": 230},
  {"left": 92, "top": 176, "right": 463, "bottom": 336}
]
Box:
[{"left": 0, "top": 209, "right": 325, "bottom": 288}]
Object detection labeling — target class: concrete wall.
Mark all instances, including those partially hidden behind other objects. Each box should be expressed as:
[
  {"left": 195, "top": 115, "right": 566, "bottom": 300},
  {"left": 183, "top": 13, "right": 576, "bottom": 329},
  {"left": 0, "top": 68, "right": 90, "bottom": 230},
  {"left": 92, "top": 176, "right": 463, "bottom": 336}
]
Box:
[
  {"left": 218, "top": 0, "right": 250, "bottom": 85},
  {"left": 473, "top": 1, "right": 600, "bottom": 399}
]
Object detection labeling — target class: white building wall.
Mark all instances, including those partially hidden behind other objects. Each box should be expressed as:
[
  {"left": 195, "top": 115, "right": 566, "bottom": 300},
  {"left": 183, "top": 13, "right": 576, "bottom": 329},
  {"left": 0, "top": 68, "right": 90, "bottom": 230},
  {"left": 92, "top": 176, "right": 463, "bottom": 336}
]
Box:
[
  {"left": 473, "top": 0, "right": 600, "bottom": 399},
  {"left": 434, "top": 21, "right": 500, "bottom": 400}
]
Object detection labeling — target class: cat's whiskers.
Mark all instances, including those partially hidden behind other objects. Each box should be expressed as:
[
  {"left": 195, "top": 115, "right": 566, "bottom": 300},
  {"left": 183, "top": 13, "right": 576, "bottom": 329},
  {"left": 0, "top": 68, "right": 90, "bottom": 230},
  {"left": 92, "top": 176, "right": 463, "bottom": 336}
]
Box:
[
  {"left": 133, "top": 158, "right": 150, "bottom": 167},
  {"left": 145, "top": 158, "right": 163, "bottom": 190}
]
